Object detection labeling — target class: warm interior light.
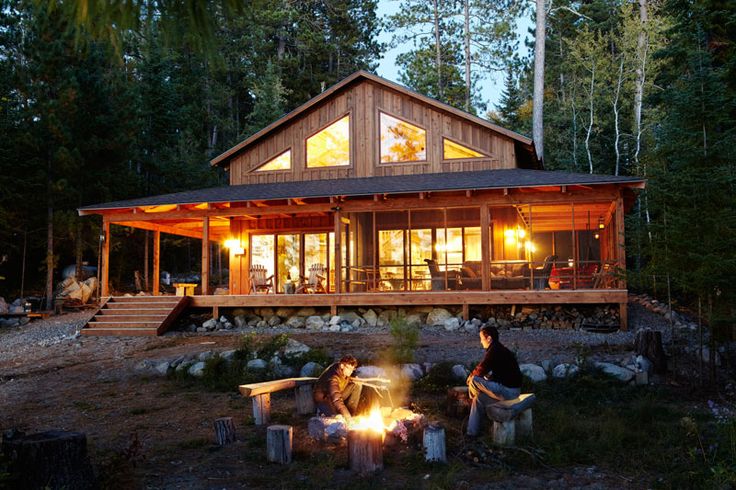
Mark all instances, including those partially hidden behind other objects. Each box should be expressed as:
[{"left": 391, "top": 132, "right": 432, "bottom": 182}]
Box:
[
  {"left": 594, "top": 232, "right": 600, "bottom": 240},
  {"left": 525, "top": 241, "right": 536, "bottom": 253},
  {"left": 224, "top": 239, "right": 245, "bottom": 256},
  {"left": 598, "top": 217, "right": 605, "bottom": 229},
  {"left": 517, "top": 228, "right": 526, "bottom": 239},
  {"left": 568, "top": 258, "right": 574, "bottom": 267},
  {"left": 504, "top": 229, "right": 515, "bottom": 238}
]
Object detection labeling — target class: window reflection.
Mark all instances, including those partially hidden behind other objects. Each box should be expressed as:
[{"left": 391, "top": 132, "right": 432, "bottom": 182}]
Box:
[
  {"left": 255, "top": 150, "right": 290, "bottom": 172},
  {"left": 380, "top": 112, "right": 426, "bottom": 163},
  {"left": 306, "top": 116, "right": 350, "bottom": 168},
  {"left": 443, "top": 138, "right": 485, "bottom": 159}
]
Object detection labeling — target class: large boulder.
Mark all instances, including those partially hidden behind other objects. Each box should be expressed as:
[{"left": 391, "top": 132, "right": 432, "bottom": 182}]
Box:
[
  {"left": 355, "top": 365, "right": 386, "bottom": 378},
  {"left": 188, "top": 362, "right": 206, "bottom": 377},
  {"left": 426, "top": 308, "right": 453, "bottom": 326},
  {"left": 452, "top": 364, "right": 470, "bottom": 381},
  {"left": 405, "top": 314, "right": 423, "bottom": 328},
  {"left": 300, "top": 362, "right": 324, "bottom": 377},
  {"left": 520, "top": 363, "right": 547, "bottom": 383},
  {"left": 305, "top": 316, "right": 325, "bottom": 330},
  {"left": 362, "top": 309, "right": 378, "bottom": 327},
  {"left": 443, "top": 317, "right": 461, "bottom": 332},
  {"left": 275, "top": 307, "right": 293, "bottom": 318},
  {"left": 202, "top": 318, "right": 218, "bottom": 331},
  {"left": 378, "top": 309, "right": 397, "bottom": 326},
  {"left": 282, "top": 338, "right": 311, "bottom": 358},
  {"left": 594, "top": 362, "right": 635, "bottom": 382},
  {"left": 401, "top": 363, "right": 423, "bottom": 381},
  {"left": 552, "top": 363, "right": 579, "bottom": 379},
  {"left": 285, "top": 316, "right": 305, "bottom": 329}
]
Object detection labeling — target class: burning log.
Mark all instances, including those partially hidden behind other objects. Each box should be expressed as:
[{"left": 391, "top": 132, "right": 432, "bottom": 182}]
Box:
[
  {"left": 266, "top": 425, "right": 292, "bottom": 464},
  {"left": 213, "top": 417, "right": 236, "bottom": 446},
  {"left": 347, "top": 428, "right": 383, "bottom": 474},
  {"left": 422, "top": 425, "right": 446, "bottom": 463}
]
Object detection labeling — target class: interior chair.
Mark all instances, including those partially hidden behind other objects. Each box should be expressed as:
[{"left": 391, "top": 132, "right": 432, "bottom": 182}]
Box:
[
  {"left": 249, "top": 264, "right": 274, "bottom": 294},
  {"left": 296, "top": 263, "right": 326, "bottom": 294},
  {"left": 424, "top": 259, "right": 459, "bottom": 290},
  {"left": 533, "top": 255, "right": 558, "bottom": 290}
]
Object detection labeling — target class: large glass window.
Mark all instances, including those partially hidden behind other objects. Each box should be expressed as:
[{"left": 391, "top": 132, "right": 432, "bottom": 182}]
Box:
[
  {"left": 306, "top": 115, "right": 350, "bottom": 168},
  {"left": 255, "top": 149, "right": 290, "bottom": 172},
  {"left": 380, "top": 112, "right": 426, "bottom": 163},
  {"left": 277, "top": 235, "right": 300, "bottom": 292},
  {"left": 250, "top": 235, "right": 275, "bottom": 281},
  {"left": 443, "top": 138, "right": 485, "bottom": 159}
]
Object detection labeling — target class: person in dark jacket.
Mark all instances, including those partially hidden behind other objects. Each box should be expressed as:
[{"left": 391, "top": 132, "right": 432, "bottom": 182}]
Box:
[
  {"left": 466, "top": 326, "right": 522, "bottom": 437},
  {"left": 313, "top": 356, "right": 362, "bottom": 422}
]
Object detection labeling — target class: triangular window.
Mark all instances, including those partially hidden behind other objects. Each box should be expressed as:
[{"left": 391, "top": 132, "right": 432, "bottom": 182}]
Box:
[
  {"left": 380, "top": 112, "right": 426, "bottom": 163},
  {"left": 254, "top": 150, "right": 291, "bottom": 172},
  {"left": 443, "top": 138, "right": 486, "bottom": 159},
  {"left": 306, "top": 115, "right": 350, "bottom": 168}
]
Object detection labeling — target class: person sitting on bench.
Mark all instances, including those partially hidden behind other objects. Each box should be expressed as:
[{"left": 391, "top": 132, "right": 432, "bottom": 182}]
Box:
[
  {"left": 313, "top": 356, "right": 379, "bottom": 423},
  {"left": 466, "top": 326, "right": 523, "bottom": 437}
]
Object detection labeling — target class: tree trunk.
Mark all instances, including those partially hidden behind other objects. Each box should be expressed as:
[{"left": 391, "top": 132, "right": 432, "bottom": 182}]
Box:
[
  {"left": 213, "top": 417, "right": 236, "bottom": 446},
  {"left": 2, "top": 430, "right": 96, "bottom": 489},
  {"left": 613, "top": 57, "right": 624, "bottom": 176},
  {"left": 266, "top": 425, "right": 292, "bottom": 464},
  {"left": 634, "top": 328, "right": 667, "bottom": 374},
  {"left": 45, "top": 166, "right": 54, "bottom": 311},
  {"left": 585, "top": 60, "right": 596, "bottom": 173},
  {"left": 348, "top": 428, "right": 383, "bottom": 474},
  {"left": 633, "top": 0, "right": 648, "bottom": 168},
  {"left": 433, "top": 0, "right": 443, "bottom": 99},
  {"left": 463, "top": 0, "right": 471, "bottom": 111},
  {"left": 75, "top": 221, "right": 83, "bottom": 280},
  {"left": 422, "top": 425, "right": 446, "bottom": 462},
  {"left": 533, "top": 0, "right": 546, "bottom": 162}
]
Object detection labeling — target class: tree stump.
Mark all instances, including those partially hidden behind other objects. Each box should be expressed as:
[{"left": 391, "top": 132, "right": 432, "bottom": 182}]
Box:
[
  {"left": 252, "top": 393, "right": 271, "bottom": 425},
  {"left": 266, "top": 425, "right": 292, "bottom": 464},
  {"left": 1, "top": 430, "right": 96, "bottom": 490},
  {"left": 446, "top": 386, "right": 470, "bottom": 418},
  {"left": 491, "top": 420, "right": 516, "bottom": 446},
  {"left": 634, "top": 328, "right": 667, "bottom": 374},
  {"left": 347, "top": 428, "right": 383, "bottom": 474},
  {"left": 422, "top": 425, "right": 446, "bottom": 463},
  {"left": 295, "top": 384, "right": 315, "bottom": 415},
  {"left": 213, "top": 417, "right": 236, "bottom": 446},
  {"left": 515, "top": 409, "right": 533, "bottom": 439}
]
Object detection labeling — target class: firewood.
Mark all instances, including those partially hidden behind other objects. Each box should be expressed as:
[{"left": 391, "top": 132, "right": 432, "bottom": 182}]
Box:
[
  {"left": 422, "top": 425, "right": 447, "bottom": 463},
  {"left": 347, "top": 428, "right": 383, "bottom": 474},
  {"left": 213, "top": 417, "right": 236, "bottom": 446},
  {"left": 266, "top": 425, "right": 292, "bottom": 464}
]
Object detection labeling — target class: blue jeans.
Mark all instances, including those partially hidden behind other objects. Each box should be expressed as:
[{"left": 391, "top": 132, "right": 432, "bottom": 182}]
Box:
[{"left": 466, "top": 376, "right": 521, "bottom": 436}]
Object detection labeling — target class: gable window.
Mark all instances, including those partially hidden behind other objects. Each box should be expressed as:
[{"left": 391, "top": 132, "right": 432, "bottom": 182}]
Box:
[
  {"left": 306, "top": 115, "right": 350, "bottom": 168},
  {"left": 380, "top": 112, "right": 426, "bottom": 163},
  {"left": 255, "top": 149, "right": 291, "bottom": 172},
  {"left": 443, "top": 138, "right": 486, "bottom": 159}
]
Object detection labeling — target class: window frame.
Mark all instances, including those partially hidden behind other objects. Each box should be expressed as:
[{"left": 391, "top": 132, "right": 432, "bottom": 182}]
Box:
[
  {"left": 304, "top": 112, "right": 353, "bottom": 170},
  {"left": 376, "top": 109, "right": 429, "bottom": 165},
  {"left": 441, "top": 136, "right": 490, "bottom": 162}
]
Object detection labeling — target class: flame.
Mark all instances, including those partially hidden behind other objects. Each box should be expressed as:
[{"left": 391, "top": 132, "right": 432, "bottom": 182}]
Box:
[{"left": 350, "top": 408, "right": 386, "bottom": 434}]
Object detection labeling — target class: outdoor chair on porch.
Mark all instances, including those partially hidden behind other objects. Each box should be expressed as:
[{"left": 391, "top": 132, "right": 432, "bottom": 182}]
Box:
[
  {"left": 249, "top": 265, "right": 274, "bottom": 294},
  {"left": 533, "top": 255, "right": 558, "bottom": 290},
  {"left": 295, "top": 263, "right": 326, "bottom": 294},
  {"left": 424, "top": 259, "right": 460, "bottom": 291}
]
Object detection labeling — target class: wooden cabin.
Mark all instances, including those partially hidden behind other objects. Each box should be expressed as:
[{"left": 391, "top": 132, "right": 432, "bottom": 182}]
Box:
[{"left": 79, "top": 71, "right": 644, "bottom": 335}]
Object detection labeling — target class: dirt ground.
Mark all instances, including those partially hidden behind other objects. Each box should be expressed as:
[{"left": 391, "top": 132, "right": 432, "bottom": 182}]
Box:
[{"left": 0, "top": 304, "right": 669, "bottom": 489}]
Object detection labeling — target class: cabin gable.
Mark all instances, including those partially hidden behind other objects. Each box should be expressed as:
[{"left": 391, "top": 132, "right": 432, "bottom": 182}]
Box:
[{"left": 227, "top": 76, "right": 530, "bottom": 186}]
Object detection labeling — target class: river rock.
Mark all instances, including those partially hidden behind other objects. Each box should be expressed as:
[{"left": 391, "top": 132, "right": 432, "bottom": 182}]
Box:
[
  {"left": 305, "top": 316, "right": 325, "bottom": 330},
  {"left": 285, "top": 316, "right": 305, "bottom": 329},
  {"left": 552, "top": 363, "right": 579, "bottom": 379},
  {"left": 188, "top": 361, "right": 206, "bottom": 377},
  {"left": 220, "top": 350, "right": 236, "bottom": 361},
  {"left": 355, "top": 365, "right": 386, "bottom": 378},
  {"left": 275, "top": 307, "right": 293, "bottom": 318},
  {"left": 405, "top": 314, "right": 423, "bottom": 328},
  {"left": 202, "top": 318, "right": 218, "bottom": 331},
  {"left": 362, "top": 309, "right": 378, "bottom": 327},
  {"left": 443, "top": 317, "right": 461, "bottom": 332},
  {"left": 282, "top": 338, "right": 311, "bottom": 358},
  {"left": 154, "top": 361, "right": 171, "bottom": 376},
  {"left": 267, "top": 315, "right": 281, "bottom": 327},
  {"left": 198, "top": 351, "right": 214, "bottom": 361},
  {"left": 401, "top": 363, "right": 423, "bottom": 381},
  {"left": 247, "top": 359, "right": 268, "bottom": 370},
  {"left": 452, "top": 364, "right": 469, "bottom": 381},
  {"left": 594, "top": 362, "right": 635, "bottom": 382},
  {"left": 297, "top": 307, "right": 317, "bottom": 317},
  {"left": 300, "top": 362, "right": 324, "bottom": 377},
  {"left": 520, "top": 363, "right": 547, "bottom": 383},
  {"left": 339, "top": 311, "right": 361, "bottom": 323},
  {"left": 427, "top": 308, "right": 453, "bottom": 326}
]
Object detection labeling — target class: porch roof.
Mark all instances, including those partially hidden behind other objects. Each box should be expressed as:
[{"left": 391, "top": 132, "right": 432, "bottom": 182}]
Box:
[{"left": 78, "top": 168, "right": 645, "bottom": 213}]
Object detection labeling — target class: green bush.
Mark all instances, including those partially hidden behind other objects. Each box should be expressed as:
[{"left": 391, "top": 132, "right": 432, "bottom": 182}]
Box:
[
  {"left": 385, "top": 316, "right": 420, "bottom": 364},
  {"left": 415, "top": 361, "right": 458, "bottom": 392}
]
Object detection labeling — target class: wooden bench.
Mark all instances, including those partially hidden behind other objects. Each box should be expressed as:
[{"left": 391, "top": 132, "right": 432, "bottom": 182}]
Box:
[
  {"left": 173, "top": 282, "right": 197, "bottom": 296},
  {"left": 485, "top": 393, "right": 536, "bottom": 446},
  {"left": 239, "top": 377, "right": 317, "bottom": 425}
]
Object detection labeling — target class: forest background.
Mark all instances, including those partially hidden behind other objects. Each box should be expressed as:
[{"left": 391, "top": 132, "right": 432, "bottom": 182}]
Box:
[{"left": 0, "top": 0, "right": 734, "bottom": 338}]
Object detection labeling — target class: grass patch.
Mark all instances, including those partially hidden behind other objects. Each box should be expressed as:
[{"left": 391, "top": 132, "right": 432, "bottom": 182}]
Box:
[{"left": 177, "top": 437, "right": 210, "bottom": 450}]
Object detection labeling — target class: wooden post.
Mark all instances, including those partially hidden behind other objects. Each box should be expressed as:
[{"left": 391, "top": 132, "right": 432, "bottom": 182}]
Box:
[
  {"left": 266, "top": 425, "right": 293, "bottom": 464},
  {"left": 152, "top": 230, "right": 160, "bottom": 296},
  {"left": 334, "top": 210, "right": 342, "bottom": 294},
  {"left": 620, "top": 301, "right": 628, "bottom": 331},
  {"left": 422, "top": 425, "right": 447, "bottom": 463},
  {"left": 480, "top": 203, "right": 490, "bottom": 290},
  {"left": 348, "top": 428, "right": 383, "bottom": 474},
  {"left": 615, "top": 195, "right": 626, "bottom": 288},
  {"left": 101, "top": 220, "right": 110, "bottom": 297},
  {"left": 295, "top": 385, "right": 315, "bottom": 415},
  {"left": 201, "top": 216, "right": 210, "bottom": 295},
  {"left": 515, "top": 409, "right": 533, "bottom": 439},
  {"left": 213, "top": 417, "right": 236, "bottom": 446},
  {"left": 462, "top": 303, "right": 469, "bottom": 321},
  {"left": 252, "top": 393, "right": 271, "bottom": 425},
  {"left": 491, "top": 420, "right": 515, "bottom": 446}
]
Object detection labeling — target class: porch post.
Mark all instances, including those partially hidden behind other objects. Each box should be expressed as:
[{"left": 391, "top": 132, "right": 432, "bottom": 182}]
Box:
[
  {"left": 334, "top": 210, "right": 342, "bottom": 293},
  {"left": 152, "top": 230, "right": 160, "bottom": 296},
  {"left": 101, "top": 219, "right": 110, "bottom": 297},
  {"left": 616, "top": 195, "right": 628, "bottom": 331},
  {"left": 480, "top": 203, "right": 490, "bottom": 290},
  {"left": 201, "top": 216, "right": 210, "bottom": 295}
]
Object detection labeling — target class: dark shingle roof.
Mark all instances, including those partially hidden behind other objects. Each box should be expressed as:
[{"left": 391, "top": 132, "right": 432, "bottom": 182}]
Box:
[{"left": 79, "top": 169, "right": 645, "bottom": 213}]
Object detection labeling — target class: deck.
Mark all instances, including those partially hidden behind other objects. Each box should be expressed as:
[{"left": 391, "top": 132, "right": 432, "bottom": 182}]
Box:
[{"left": 187, "top": 289, "right": 629, "bottom": 329}]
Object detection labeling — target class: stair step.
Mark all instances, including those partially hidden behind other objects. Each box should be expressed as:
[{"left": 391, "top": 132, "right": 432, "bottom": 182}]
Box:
[
  {"left": 87, "top": 321, "right": 162, "bottom": 328},
  {"left": 97, "top": 308, "right": 172, "bottom": 315},
  {"left": 92, "top": 314, "right": 169, "bottom": 322},
  {"left": 81, "top": 328, "right": 158, "bottom": 337},
  {"left": 105, "top": 302, "right": 180, "bottom": 310},
  {"left": 108, "top": 296, "right": 183, "bottom": 303}
]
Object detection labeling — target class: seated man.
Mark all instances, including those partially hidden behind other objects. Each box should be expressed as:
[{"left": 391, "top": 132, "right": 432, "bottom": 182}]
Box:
[
  {"left": 466, "top": 326, "right": 522, "bottom": 437},
  {"left": 313, "top": 356, "right": 378, "bottom": 422}
]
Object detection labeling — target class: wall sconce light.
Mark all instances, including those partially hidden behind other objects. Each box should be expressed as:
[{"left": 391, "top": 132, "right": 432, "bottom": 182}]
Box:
[
  {"left": 568, "top": 258, "right": 574, "bottom": 268},
  {"left": 224, "top": 238, "right": 245, "bottom": 256},
  {"left": 598, "top": 217, "right": 605, "bottom": 229},
  {"left": 594, "top": 232, "right": 600, "bottom": 240}
]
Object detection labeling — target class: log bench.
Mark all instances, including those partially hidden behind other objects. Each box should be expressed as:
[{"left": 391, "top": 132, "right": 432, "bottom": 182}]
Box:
[
  {"left": 239, "top": 377, "right": 317, "bottom": 425},
  {"left": 485, "top": 393, "right": 536, "bottom": 446}
]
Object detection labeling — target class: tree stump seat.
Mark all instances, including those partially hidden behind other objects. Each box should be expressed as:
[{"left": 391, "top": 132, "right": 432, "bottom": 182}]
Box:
[
  {"left": 238, "top": 377, "right": 317, "bottom": 425},
  {"left": 485, "top": 393, "right": 536, "bottom": 446}
]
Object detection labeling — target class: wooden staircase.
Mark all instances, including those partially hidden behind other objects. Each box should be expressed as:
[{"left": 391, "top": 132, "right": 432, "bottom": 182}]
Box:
[{"left": 81, "top": 296, "right": 190, "bottom": 336}]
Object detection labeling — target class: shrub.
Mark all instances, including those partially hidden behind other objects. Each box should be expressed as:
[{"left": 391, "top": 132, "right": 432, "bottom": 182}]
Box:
[
  {"left": 415, "top": 361, "right": 457, "bottom": 392},
  {"left": 385, "top": 316, "right": 420, "bottom": 364}
]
